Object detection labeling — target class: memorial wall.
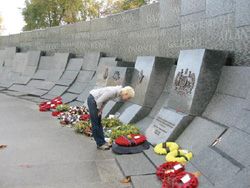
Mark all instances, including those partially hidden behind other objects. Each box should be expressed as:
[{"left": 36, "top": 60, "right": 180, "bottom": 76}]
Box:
[{"left": 0, "top": 0, "right": 249, "bottom": 66}]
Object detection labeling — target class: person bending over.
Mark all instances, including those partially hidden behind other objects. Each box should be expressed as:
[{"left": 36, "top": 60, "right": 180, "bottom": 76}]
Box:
[{"left": 87, "top": 85, "right": 135, "bottom": 150}]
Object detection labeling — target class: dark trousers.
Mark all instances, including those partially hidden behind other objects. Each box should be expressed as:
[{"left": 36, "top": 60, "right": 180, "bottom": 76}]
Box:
[{"left": 87, "top": 94, "right": 106, "bottom": 147}]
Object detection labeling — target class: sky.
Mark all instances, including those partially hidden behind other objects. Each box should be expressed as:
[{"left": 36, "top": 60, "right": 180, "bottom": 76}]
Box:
[{"left": 0, "top": 0, "right": 25, "bottom": 35}]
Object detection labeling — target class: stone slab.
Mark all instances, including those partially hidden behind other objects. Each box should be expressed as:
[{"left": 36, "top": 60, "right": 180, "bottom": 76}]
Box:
[
  {"left": 29, "top": 88, "right": 49, "bottom": 97},
  {"left": 116, "top": 103, "right": 151, "bottom": 124},
  {"left": 143, "top": 146, "right": 165, "bottom": 167},
  {"left": 12, "top": 53, "right": 27, "bottom": 73},
  {"left": 216, "top": 66, "right": 250, "bottom": 98},
  {"left": 146, "top": 108, "right": 193, "bottom": 145},
  {"left": 235, "top": 0, "right": 250, "bottom": 27},
  {"left": 167, "top": 49, "right": 228, "bottom": 115},
  {"left": 185, "top": 162, "right": 215, "bottom": 188},
  {"left": 66, "top": 58, "right": 83, "bottom": 71},
  {"left": 95, "top": 158, "right": 126, "bottom": 184},
  {"left": 135, "top": 117, "right": 154, "bottom": 134},
  {"left": 206, "top": 0, "right": 234, "bottom": 18},
  {"left": 95, "top": 57, "right": 119, "bottom": 87},
  {"left": 102, "top": 100, "right": 123, "bottom": 118},
  {"left": 8, "top": 84, "right": 27, "bottom": 93},
  {"left": 74, "top": 70, "right": 95, "bottom": 83},
  {"left": 216, "top": 127, "right": 250, "bottom": 166},
  {"left": 26, "top": 50, "right": 42, "bottom": 67},
  {"left": 131, "top": 175, "right": 161, "bottom": 188},
  {"left": 41, "top": 94, "right": 57, "bottom": 100},
  {"left": 1, "top": 90, "right": 26, "bottom": 97},
  {"left": 234, "top": 109, "right": 250, "bottom": 134},
  {"left": 27, "top": 80, "right": 55, "bottom": 90},
  {"left": 203, "top": 94, "right": 245, "bottom": 128},
  {"left": 61, "top": 93, "right": 79, "bottom": 103},
  {"left": 0, "top": 82, "right": 13, "bottom": 88},
  {"left": 115, "top": 153, "right": 155, "bottom": 176},
  {"left": 14, "top": 75, "right": 31, "bottom": 85},
  {"left": 216, "top": 168, "right": 250, "bottom": 188},
  {"left": 56, "top": 71, "right": 79, "bottom": 86},
  {"left": 53, "top": 53, "right": 70, "bottom": 70},
  {"left": 117, "top": 103, "right": 142, "bottom": 124},
  {"left": 176, "top": 117, "right": 226, "bottom": 155},
  {"left": 44, "top": 85, "right": 68, "bottom": 97},
  {"left": 76, "top": 84, "right": 95, "bottom": 102},
  {"left": 191, "top": 147, "right": 241, "bottom": 185},
  {"left": 130, "top": 56, "right": 174, "bottom": 107},
  {"left": 82, "top": 51, "right": 102, "bottom": 71},
  {"left": 32, "top": 70, "right": 49, "bottom": 80},
  {"left": 47, "top": 71, "right": 65, "bottom": 82},
  {"left": 67, "top": 82, "right": 89, "bottom": 94},
  {"left": 148, "top": 92, "right": 169, "bottom": 118},
  {"left": 106, "top": 67, "right": 133, "bottom": 87},
  {"left": 68, "top": 100, "right": 84, "bottom": 107},
  {"left": 38, "top": 56, "right": 54, "bottom": 70}
]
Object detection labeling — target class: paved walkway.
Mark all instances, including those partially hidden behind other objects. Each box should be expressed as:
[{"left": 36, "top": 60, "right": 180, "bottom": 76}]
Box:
[{"left": 0, "top": 94, "right": 130, "bottom": 188}]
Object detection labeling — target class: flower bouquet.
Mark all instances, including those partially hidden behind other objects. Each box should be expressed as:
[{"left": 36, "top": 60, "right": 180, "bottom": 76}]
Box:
[{"left": 74, "top": 121, "right": 92, "bottom": 137}]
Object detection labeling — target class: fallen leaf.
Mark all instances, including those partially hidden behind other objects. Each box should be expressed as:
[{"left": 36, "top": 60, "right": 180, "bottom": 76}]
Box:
[
  {"left": 120, "top": 176, "right": 131, "bottom": 184},
  {"left": 0, "top": 144, "right": 7, "bottom": 149},
  {"left": 193, "top": 171, "right": 201, "bottom": 178}
]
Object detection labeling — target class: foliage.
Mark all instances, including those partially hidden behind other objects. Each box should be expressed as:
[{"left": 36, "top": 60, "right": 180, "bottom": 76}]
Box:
[
  {"left": 101, "top": 0, "right": 148, "bottom": 16},
  {"left": 109, "top": 124, "right": 140, "bottom": 140},
  {"left": 101, "top": 117, "right": 123, "bottom": 128},
  {"left": 22, "top": 0, "right": 153, "bottom": 31},
  {"left": 74, "top": 121, "right": 91, "bottom": 134},
  {"left": 56, "top": 104, "right": 70, "bottom": 112},
  {"left": 22, "top": 0, "right": 86, "bottom": 30}
]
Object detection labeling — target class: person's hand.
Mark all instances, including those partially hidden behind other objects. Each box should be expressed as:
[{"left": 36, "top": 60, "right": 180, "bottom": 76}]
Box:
[{"left": 98, "top": 110, "right": 102, "bottom": 116}]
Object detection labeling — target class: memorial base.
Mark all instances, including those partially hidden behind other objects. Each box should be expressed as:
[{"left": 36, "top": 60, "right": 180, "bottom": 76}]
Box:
[{"left": 146, "top": 108, "right": 194, "bottom": 145}]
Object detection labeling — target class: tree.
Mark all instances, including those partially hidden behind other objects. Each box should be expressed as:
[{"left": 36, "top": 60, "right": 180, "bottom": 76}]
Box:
[
  {"left": 22, "top": 0, "right": 85, "bottom": 30},
  {"left": 100, "top": 0, "right": 150, "bottom": 16},
  {"left": 22, "top": 0, "right": 153, "bottom": 31}
]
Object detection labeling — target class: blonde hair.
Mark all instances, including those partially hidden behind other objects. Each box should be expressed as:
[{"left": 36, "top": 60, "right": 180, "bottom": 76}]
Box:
[{"left": 121, "top": 86, "right": 135, "bottom": 98}]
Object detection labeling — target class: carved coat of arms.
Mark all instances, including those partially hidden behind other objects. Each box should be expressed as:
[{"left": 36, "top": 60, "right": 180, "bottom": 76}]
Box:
[
  {"left": 137, "top": 70, "right": 144, "bottom": 84},
  {"left": 174, "top": 68, "right": 195, "bottom": 95},
  {"left": 103, "top": 67, "right": 109, "bottom": 80},
  {"left": 112, "top": 71, "right": 121, "bottom": 81}
]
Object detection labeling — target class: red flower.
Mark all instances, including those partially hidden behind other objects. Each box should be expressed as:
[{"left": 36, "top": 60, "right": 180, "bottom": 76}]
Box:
[
  {"left": 80, "top": 114, "right": 90, "bottom": 121},
  {"left": 51, "top": 111, "right": 61, "bottom": 117}
]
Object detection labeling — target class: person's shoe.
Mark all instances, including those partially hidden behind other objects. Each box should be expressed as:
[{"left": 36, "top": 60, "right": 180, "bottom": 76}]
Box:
[{"left": 97, "top": 143, "right": 110, "bottom": 150}]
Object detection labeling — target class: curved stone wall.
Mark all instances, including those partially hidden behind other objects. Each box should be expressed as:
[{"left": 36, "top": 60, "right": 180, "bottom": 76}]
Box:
[{"left": 0, "top": 0, "right": 249, "bottom": 65}]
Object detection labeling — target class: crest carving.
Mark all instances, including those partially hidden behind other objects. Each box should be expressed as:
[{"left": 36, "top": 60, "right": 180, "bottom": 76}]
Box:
[
  {"left": 174, "top": 68, "right": 195, "bottom": 95},
  {"left": 112, "top": 71, "right": 121, "bottom": 81},
  {"left": 103, "top": 67, "right": 109, "bottom": 80},
  {"left": 137, "top": 70, "right": 144, "bottom": 84}
]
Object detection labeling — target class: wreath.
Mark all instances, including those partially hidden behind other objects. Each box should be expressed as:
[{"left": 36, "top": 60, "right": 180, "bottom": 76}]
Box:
[
  {"left": 156, "top": 162, "right": 185, "bottom": 181},
  {"left": 109, "top": 124, "right": 140, "bottom": 140},
  {"left": 166, "top": 150, "right": 193, "bottom": 164},
  {"left": 39, "top": 96, "right": 63, "bottom": 111},
  {"left": 115, "top": 134, "right": 146, "bottom": 147},
  {"left": 163, "top": 171, "right": 199, "bottom": 188},
  {"left": 154, "top": 142, "right": 179, "bottom": 155}
]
